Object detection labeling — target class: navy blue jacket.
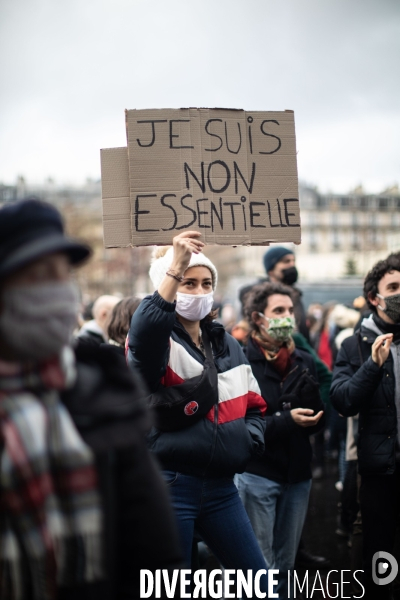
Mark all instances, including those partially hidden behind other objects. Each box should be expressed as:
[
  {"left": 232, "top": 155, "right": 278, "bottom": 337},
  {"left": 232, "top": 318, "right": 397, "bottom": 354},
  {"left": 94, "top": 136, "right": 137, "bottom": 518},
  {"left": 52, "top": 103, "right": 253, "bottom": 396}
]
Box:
[
  {"left": 127, "top": 292, "right": 266, "bottom": 477},
  {"left": 244, "top": 337, "right": 325, "bottom": 483}
]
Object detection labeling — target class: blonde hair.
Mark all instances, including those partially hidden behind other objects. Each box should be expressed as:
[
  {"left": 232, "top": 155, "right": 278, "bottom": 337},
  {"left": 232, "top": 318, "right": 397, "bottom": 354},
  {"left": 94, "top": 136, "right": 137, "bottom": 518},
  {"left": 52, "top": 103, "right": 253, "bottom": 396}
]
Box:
[{"left": 152, "top": 246, "right": 171, "bottom": 260}]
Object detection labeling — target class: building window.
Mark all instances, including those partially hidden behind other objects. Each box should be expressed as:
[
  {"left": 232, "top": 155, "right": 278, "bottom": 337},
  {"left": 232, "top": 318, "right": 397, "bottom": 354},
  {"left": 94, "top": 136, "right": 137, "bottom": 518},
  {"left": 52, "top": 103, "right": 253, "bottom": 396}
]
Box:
[
  {"left": 331, "top": 212, "right": 339, "bottom": 228},
  {"left": 331, "top": 229, "right": 341, "bottom": 251},
  {"left": 368, "top": 213, "right": 378, "bottom": 228},
  {"left": 367, "top": 229, "right": 377, "bottom": 248},
  {"left": 309, "top": 229, "right": 318, "bottom": 251},
  {"left": 378, "top": 197, "right": 389, "bottom": 210},
  {"left": 351, "top": 230, "right": 360, "bottom": 250},
  {"left": 392, "top": 213, "right": 400, "bottom": 228},
  {"left": 351, "top": 213, "right": 359, "bottom": 228}
]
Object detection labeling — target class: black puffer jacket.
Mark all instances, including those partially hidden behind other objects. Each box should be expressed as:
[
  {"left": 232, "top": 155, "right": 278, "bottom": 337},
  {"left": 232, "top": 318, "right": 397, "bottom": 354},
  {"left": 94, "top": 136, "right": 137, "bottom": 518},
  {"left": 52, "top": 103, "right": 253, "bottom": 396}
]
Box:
[
  {"left": 127, "top": 292, "right": 266, "bottom": 477},
  {"left": 330, "top": 315, "right": 399, "bottom": 476},
  {"left": 244, "top": 337, "right": 324, "bottom": 483}
]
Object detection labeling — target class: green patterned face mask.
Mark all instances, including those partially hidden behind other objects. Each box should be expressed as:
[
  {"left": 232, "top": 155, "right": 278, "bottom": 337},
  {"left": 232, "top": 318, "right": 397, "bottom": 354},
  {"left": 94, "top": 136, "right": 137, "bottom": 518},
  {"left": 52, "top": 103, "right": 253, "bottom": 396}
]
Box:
[{"left": 258, "top": 313, "right": 295, "bottom": 342}]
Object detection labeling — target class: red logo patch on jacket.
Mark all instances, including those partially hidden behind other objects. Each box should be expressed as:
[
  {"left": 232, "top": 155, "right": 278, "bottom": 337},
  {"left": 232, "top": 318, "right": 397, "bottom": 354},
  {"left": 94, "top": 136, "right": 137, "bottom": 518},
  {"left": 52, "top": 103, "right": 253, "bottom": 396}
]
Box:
[{"left": 184, "top": 401, "right": 199, "bottom": 416}]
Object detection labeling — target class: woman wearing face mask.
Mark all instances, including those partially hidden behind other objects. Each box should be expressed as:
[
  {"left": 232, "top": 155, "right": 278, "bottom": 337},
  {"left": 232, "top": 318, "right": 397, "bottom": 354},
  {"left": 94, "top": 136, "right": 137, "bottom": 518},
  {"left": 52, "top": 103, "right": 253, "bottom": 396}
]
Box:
[
  {"left": 127, "top": 231, "right": 269, "bottom": 595},
  {"left": 234, "top": 281, "right": 324, "bottom": 600},
  {"left": 0, "top": 199, "right": 184, "bottom": 600}
]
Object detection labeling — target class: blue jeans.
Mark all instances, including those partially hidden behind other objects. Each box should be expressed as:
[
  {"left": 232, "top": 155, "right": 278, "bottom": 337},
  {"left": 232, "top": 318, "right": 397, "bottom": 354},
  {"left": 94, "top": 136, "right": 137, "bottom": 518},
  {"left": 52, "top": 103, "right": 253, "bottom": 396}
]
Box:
[
  {"left": 162, "top": 471, "right": 269, "bottom": 598},
  {"left": 235, "top": 472, "right": 311, "bottom": 599}
]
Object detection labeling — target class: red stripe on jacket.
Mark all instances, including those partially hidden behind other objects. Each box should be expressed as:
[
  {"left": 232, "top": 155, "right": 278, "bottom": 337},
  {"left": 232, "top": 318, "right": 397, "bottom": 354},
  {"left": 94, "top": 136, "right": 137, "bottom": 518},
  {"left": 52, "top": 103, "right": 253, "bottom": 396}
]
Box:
[
  {"left": 206, "top": 390, "right": 266, "bottom": 424},
  {"left": 248, "top": 390, "right": 267, "bottom": 415},
  {"left": 161, "top": 365, "right": 185, "bottom": 387}
]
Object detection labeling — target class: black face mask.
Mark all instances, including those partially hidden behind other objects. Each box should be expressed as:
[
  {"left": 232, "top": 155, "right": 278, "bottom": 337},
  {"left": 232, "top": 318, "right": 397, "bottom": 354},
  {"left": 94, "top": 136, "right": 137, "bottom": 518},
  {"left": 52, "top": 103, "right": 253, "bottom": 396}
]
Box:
[
  {"left": 281, "top": 266, "right": 298, "bottom": 286},
  {"left": 377, "top": 293, "right": 400, "bottom": 324}
]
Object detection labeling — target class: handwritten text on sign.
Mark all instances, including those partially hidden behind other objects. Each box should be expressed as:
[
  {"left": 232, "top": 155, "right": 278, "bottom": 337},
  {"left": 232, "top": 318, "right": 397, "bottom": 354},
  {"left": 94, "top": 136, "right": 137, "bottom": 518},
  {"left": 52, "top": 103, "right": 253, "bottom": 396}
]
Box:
[{"left": 103, "top": 108, "right": 300, "bottom": 246}]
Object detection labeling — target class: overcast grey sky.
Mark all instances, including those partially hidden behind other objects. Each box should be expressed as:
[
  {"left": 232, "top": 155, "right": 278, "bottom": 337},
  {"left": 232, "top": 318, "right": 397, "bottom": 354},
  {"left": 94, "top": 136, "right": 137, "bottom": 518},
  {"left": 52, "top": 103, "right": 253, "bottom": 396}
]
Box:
[{"left": 0, "top": 0, "right": 399, "bottom": 193}]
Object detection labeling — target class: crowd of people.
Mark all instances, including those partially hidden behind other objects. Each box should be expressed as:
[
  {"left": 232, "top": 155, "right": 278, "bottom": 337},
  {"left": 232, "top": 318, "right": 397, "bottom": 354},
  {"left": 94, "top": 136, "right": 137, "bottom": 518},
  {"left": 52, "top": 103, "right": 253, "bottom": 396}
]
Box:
[{"left": 1, "top": 197, "right": 400, "bottom": 599}]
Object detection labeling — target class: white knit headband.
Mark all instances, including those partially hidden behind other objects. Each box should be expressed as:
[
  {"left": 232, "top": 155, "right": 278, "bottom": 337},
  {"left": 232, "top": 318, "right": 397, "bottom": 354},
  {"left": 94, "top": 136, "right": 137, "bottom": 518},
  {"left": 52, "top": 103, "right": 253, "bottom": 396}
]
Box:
[{"left": 149, "top": 247, "right": 218, "bottom": 291}]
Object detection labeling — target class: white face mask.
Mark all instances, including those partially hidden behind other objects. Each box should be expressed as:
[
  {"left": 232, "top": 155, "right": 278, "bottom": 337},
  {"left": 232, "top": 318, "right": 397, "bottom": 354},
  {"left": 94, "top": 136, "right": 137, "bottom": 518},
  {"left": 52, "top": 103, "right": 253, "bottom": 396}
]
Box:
[
  {"left": 176, "top": 291, "right": 214, "bottom": 322},
  {"left": 0, "top": 281, "right": 79, "bottom": 361}
]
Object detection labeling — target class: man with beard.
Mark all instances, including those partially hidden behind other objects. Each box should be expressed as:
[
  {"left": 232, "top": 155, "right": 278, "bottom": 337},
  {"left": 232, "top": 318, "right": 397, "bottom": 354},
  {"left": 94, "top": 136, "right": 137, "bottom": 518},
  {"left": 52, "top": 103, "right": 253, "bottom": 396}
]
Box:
[
  {"left": 331, "top": 253, "right": 400, "bottom": 599},
  {"left": 262, "top": 246, "right": 309, "bottom": 342},
  {"left": 239, "top": 246, "right": 310, "bottom": 343}
]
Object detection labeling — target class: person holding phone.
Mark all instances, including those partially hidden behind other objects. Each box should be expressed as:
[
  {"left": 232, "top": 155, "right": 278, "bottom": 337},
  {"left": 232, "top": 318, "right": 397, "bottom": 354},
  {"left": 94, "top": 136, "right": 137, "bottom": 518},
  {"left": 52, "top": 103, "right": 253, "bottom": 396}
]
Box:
[{"left": 235, "top": 281, "right": 324, "bottom": 599}]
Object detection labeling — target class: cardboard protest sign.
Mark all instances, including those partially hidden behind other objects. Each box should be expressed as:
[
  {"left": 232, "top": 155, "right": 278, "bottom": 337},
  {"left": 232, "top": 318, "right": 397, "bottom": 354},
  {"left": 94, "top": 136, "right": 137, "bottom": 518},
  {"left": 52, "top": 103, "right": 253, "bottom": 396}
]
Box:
[
  {"left": 101, "top": 108, "right": 300, "bottom": 247},
  {"left": 101, "top": 146, "right": 131, "bottom": 247}
]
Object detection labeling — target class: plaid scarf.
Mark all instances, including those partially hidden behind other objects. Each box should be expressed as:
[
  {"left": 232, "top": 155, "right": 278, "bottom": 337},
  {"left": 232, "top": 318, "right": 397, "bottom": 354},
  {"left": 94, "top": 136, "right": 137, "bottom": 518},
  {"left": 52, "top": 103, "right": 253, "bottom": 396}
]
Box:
[
  {"left": 0, "top": 349, "right": 103, "bottom": 600},
  {"left": 252, "top": 330, "right": 295, "bottom": 377}
]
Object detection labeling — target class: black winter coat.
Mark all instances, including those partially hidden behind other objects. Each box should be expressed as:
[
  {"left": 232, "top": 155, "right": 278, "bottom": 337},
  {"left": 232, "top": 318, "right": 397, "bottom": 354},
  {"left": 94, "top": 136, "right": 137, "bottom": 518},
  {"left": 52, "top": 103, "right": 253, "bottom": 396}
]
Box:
[
  {"left": 127, "top": 292, "right": 266, "bottom": 478},
  {"left": 244, "top": 337, "right": 325, "bottom": 483},
  {"left": 330, "top": 327, "right": 398, "bottom": 476},
  {"left": 60, "top": 345, "right": 183, "bottom": 599}
]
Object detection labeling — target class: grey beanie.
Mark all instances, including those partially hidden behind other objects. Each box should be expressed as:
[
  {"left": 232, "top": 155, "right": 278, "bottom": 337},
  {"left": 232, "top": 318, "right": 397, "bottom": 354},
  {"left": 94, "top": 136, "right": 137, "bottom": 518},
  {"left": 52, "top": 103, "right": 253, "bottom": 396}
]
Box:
[{"left": 263, "top": 246, "right": 294, "bottom": 274}]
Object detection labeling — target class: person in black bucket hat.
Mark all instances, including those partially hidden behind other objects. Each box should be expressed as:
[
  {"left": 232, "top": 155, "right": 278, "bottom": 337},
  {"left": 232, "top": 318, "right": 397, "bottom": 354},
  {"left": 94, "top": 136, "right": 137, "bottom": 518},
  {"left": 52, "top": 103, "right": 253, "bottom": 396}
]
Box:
[
  {"left": 0, "top": 197, "right": 91, "bottom": 281},
  {"left": 0, "top": 197, "right": 183, "bottom": 600},
  {"left": 0, "top": 197, "right": 91, "bottom": 361}
]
